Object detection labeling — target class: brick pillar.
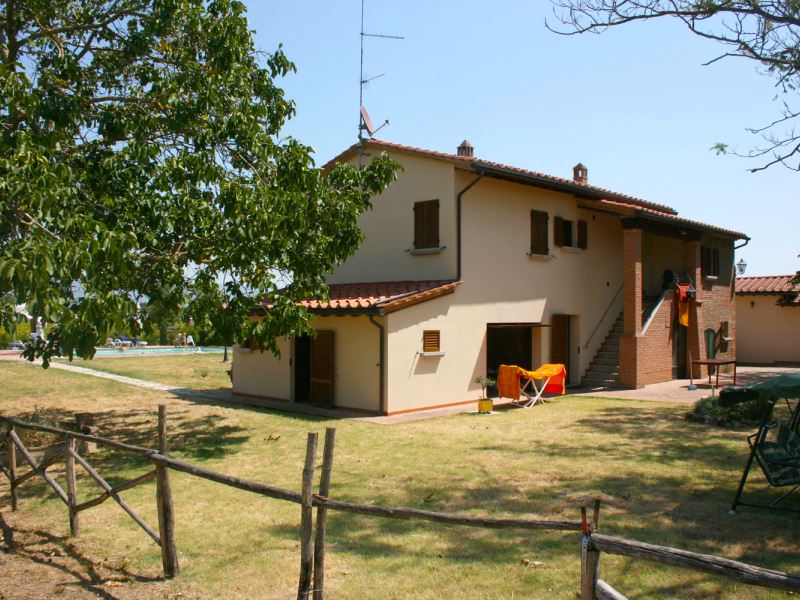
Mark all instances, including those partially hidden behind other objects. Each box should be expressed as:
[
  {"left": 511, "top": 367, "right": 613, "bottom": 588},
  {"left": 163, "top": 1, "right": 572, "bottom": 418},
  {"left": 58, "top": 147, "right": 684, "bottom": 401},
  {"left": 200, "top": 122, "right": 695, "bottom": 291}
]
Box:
[
  {"left": 685, "top": 240, "right": 703, "bottom": 379},
  {"left": 619, "top": 228, "right": 643, "bottom": 388}
]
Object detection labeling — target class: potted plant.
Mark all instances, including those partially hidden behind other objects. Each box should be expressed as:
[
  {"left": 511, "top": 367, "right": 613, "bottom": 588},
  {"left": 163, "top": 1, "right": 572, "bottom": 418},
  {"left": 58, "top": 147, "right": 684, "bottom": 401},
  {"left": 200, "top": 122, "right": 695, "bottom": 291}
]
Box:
[{"left": 475, "top": 376, "right": 496, "bottom": 414}]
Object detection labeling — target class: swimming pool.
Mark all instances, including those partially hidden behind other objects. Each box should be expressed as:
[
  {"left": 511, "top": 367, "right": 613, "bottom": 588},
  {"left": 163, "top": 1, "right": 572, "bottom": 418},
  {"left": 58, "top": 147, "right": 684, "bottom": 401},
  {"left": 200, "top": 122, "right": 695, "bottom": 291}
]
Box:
[{"left": 94, "top": 346, "right": 225, "bottom": 356}]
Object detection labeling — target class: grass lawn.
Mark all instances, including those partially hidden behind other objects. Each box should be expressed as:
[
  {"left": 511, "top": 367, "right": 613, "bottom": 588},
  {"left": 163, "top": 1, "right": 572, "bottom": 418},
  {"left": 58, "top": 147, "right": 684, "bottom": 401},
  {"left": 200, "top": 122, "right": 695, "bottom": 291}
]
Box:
[
  {"left": 55, "top": 353, "right": 232, "bottom": 389},
  {"left": 1, "top": 358, "right": 798, "bottom": 599}
]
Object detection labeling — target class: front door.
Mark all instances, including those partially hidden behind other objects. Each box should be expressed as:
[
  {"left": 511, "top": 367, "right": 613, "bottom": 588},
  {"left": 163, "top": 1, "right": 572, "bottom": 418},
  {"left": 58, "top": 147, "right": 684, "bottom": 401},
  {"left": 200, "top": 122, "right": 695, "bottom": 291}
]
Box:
[
  {"left": 550, "top": 314, "right": 570, "bottom": 374},
  {"left": 294, "top": 331, "right": 334, "bottom": 407}
]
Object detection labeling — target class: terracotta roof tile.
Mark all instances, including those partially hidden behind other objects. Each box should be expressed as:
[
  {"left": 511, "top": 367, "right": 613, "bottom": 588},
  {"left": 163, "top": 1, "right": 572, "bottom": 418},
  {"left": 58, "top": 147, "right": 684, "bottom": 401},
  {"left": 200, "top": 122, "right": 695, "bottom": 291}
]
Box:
[
  {"left": 736, "top": 275, "right": 799, "bottom": 295},
  {"left": 325, "top": 138, "right": 748, "bottom": 240},
  {"left": 327, "top": 139, "right": 676, "bottom": 215},
  {"left": 265, "top": 280, "right": 461, "bottom": 315},
  {"left": 592, "top": 199, "right": 748, "bottom": 239}
]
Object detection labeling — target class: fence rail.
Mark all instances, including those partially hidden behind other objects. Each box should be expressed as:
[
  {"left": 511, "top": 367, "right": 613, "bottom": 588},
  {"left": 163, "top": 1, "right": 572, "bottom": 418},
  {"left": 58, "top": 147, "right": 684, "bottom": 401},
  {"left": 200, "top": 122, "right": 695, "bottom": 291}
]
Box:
[{"left": 3, "top": 409, "right": 800, "bottom": 599}]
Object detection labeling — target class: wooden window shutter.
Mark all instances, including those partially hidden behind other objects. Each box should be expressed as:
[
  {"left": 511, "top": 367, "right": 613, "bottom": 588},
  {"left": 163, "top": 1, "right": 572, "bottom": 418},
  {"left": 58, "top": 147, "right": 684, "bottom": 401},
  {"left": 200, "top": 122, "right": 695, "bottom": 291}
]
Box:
[
  {"left": 577, "top": 220, "right": 588, "bottom": 250},
  {"left": 530, "top": 210, "right": 549, "bottom": 255},
  {"left": 422, "top": 330, "right": 440, "bottom": 353},
  {"left": 553, "top": 216, "right": 565, "bottom": 247},
  {"left": 414, "top": 200, "right": 439, "bottom": 249}
]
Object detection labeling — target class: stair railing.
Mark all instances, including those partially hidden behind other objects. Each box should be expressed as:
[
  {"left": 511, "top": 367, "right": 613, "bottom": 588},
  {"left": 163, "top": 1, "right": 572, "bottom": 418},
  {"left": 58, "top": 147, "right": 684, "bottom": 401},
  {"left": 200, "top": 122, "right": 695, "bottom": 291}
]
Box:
[
  {"left": 584, "top": 282, "right": 624, "bottom": 351},
  {"left": 641, "top": 289, "right": 670, "bottom": 335}
]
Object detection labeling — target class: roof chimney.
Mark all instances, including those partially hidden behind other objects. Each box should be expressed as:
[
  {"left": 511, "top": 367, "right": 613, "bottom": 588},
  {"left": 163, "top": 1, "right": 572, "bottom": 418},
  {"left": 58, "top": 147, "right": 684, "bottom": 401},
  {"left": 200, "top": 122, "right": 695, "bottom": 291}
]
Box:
[
  {"left": 573, "top": 162, "right": 588, "bottom": 184},
  {"left": 457, "top": 140, "right": 474, "bottom": 158}
]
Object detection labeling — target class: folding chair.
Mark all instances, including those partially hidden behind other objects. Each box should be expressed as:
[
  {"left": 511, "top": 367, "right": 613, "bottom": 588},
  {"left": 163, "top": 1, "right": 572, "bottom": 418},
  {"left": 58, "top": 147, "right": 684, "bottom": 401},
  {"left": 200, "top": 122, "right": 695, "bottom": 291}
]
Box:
[{"left": 497, "top": 364, "right": 567, "bottom": 408}]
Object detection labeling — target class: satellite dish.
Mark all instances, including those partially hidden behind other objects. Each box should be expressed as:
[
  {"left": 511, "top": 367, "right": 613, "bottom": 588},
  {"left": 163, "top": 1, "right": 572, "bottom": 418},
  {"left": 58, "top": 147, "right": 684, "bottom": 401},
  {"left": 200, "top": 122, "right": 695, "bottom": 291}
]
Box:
[
  {"left": 359, "top": 104, "right": 388, "bottom": 139},
  {"left": 360, "top": 105, "right": 375, "bottom": 136}
]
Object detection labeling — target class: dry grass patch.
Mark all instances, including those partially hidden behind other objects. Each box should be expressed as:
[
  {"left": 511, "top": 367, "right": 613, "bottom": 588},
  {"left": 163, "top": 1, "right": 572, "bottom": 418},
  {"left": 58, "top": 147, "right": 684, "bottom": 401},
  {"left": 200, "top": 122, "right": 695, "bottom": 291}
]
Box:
[
  {"left": 55, "top": 353, "right": 232, "bottom": 390},
  {"left": 0, "top": 360, "right": 798, "bottom": 599}
]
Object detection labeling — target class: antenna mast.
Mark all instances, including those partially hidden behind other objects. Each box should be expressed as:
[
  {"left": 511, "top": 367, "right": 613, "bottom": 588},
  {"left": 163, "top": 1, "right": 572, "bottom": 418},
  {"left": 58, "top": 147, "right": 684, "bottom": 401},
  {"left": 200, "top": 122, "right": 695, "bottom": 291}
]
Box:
[{"left": 358, "top": 0, "right": 402, "bottom": 143}]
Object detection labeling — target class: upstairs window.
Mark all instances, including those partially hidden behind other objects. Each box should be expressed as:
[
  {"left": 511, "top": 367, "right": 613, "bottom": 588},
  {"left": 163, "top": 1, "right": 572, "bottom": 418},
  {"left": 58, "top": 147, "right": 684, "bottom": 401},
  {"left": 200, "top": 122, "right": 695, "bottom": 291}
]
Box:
[
  {"left": 554, "top": 217, "right": 588, "bottom": 249},
  {"left": 414, "top": 200, "right": 439, "bottom": 249},
  {"left": 530, "top": 210, "right": 549, "bottom": 255},
  {"left": 702, "top": 246, "right": 720, "bottom": 278}
]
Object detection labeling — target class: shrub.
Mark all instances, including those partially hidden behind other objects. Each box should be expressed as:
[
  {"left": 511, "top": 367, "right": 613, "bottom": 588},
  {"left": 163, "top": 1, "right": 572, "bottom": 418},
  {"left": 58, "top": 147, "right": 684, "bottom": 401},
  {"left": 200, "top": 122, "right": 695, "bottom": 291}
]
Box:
[{"left": 692, "top": 394, "right": 771, "bottom": 425}]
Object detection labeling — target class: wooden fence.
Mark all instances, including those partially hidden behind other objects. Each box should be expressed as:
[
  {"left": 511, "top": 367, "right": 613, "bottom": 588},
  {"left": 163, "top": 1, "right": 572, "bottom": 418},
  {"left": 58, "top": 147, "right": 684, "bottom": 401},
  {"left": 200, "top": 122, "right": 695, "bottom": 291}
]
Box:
[{"left": 2, "top": 406, "right": 799, "bottom": 599}]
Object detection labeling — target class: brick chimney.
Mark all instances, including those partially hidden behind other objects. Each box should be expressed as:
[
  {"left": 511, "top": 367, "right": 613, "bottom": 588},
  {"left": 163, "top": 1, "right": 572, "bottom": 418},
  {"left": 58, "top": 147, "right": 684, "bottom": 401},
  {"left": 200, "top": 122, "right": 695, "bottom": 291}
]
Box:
[
  {"left": 573, "top": 163, "right": 588, "bottom": 184},
  {"left": 457, "top": 140, "right": 474, "bottom": 158}
]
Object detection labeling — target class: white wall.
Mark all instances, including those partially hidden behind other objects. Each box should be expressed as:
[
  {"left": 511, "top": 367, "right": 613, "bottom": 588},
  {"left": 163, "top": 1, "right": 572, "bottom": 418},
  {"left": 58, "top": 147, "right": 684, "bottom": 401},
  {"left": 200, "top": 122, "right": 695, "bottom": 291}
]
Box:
[
  {"left": 736, "top": 296, "right": 800, "bottom": 364},
  {"left": 232, "top": 338, "right": 291, "bottom": 400},
  {"left": 328, "top": 151, "right": 457, "bottom": 283},
  {"left": 231, "top": 316, "right": 382, "bottom": 412}
]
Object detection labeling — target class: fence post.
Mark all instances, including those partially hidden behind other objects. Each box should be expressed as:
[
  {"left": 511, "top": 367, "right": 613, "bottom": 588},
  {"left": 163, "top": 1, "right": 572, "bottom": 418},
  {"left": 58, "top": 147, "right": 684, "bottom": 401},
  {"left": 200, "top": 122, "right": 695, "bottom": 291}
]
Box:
[
  {"left": 581, "top": 506, "right": 599, "bottom": 599},
  {"left": 66, "top": 436, "right": 79, "bottom": 535},
  {"left": 313, "top": 428, "right": 336, "bottom": 600},
  {"left": 75, "top": 413, "right": 96, "bottom": 454},
  {"left": 8, "top": 426, "right": 17, "bottom": 511},
  {"left": 297, "top": 432, "right": 319, "bottom": 600},
  {"left": 155, "top": 405, "right": 180, "bottom": 578}
]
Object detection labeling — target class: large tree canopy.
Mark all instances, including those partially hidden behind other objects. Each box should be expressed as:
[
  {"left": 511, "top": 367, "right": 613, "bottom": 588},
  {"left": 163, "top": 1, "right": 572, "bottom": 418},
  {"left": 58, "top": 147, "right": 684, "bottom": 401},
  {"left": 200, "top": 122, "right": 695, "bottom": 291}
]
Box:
[
  {"left": 0, "top": 0, "right": 397, "bottom": 365},
  {"left": 549, "top": 1, "right": 800, "bottom": 171}
]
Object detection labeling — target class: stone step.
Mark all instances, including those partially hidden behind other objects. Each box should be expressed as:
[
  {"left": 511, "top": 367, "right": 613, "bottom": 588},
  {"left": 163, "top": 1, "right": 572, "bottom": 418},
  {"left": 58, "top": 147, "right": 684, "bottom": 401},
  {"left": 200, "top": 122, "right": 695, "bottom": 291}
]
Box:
[{"left": 582, "top": 377, "right": 619, "bottom": 387}]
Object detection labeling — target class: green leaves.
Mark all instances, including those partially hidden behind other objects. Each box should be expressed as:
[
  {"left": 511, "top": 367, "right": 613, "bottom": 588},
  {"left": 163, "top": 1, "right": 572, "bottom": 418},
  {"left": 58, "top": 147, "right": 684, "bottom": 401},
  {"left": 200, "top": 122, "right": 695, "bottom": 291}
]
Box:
[{"left": 0, "top": 1, "right": 398, "bottom": 363}]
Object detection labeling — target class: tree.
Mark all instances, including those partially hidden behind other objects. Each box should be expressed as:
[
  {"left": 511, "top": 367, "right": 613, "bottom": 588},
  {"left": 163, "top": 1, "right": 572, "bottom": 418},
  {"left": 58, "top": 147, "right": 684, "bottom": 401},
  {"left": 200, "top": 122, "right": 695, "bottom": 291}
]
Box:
[
  {"left": 549, "top": 1, "right": 800, "bottom": 171},
  {"left": 0, "top": 1, "right": 397, "bottom": 366}
]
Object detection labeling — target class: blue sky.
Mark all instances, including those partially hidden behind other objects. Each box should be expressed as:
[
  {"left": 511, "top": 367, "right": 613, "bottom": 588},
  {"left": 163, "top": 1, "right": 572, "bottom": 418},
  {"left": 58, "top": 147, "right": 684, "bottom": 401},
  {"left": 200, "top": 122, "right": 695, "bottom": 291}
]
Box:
[{"left": 245, "top": 1, "right": 797, "bottom": 276}]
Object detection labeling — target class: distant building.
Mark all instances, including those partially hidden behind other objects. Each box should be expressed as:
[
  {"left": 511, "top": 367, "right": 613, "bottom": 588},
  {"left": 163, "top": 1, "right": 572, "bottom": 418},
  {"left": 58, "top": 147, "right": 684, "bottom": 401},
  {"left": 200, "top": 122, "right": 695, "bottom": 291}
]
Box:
[{"left": 736, "top": 275, "right": 800, "bottom": 365}]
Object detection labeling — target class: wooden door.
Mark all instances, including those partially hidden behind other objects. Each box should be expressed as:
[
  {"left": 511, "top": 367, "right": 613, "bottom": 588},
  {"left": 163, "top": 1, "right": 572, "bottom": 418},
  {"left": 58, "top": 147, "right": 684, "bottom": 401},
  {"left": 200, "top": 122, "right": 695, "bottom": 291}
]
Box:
[
  {"left": 310, "top": 331, "right": 334, "bottom": 407},
  {"left": 550, "top": 314, "right": 570, "bottom": 373}
]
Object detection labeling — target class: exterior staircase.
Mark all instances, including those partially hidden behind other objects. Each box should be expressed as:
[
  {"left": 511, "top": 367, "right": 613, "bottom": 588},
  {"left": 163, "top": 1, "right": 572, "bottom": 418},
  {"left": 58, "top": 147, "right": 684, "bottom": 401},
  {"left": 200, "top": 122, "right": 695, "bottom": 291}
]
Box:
[{"left": 581, "top": 312, "right": 623, "bottom": 388}]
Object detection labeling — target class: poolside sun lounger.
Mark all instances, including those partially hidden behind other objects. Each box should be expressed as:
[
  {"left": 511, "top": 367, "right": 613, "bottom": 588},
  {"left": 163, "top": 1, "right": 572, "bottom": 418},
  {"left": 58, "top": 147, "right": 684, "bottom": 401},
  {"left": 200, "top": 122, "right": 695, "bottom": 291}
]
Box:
[{"left": 497, "top": 363, "right": 567, "bottom": 408}]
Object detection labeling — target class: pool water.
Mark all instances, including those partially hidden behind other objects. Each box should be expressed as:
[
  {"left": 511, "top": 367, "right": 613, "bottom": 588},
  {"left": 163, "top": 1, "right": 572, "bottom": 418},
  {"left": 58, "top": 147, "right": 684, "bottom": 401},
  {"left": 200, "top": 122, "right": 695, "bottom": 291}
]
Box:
[{"left": 94, "top": 346, "right": 225, "bottom": 356}]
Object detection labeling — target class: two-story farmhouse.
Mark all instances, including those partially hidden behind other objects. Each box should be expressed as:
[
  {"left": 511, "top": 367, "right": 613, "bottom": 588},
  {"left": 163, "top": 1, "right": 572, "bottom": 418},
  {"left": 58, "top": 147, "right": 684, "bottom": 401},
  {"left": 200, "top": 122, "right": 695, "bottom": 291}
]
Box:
[{"left": 232, "top": 139, "right": 748, "bottom": 415}]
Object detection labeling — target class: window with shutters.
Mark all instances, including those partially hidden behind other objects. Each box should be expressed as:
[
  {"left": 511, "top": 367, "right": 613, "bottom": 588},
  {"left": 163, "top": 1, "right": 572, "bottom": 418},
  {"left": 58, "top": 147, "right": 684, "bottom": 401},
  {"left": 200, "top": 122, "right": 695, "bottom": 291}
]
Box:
[
  {"left": 529, "top": 210, "right": 549, "bottom": 256},
  {"left": 413, "top": 200, "right": 439, "bottom": 249},
  {"left": 553, "top": 217, "right": 588, "bottom": 250},
  {"left": 422, "top": 330, "right": 440, "bottom": 353},
  {"left": 701, "top": 246, "right": 720, "bottom": 278}
]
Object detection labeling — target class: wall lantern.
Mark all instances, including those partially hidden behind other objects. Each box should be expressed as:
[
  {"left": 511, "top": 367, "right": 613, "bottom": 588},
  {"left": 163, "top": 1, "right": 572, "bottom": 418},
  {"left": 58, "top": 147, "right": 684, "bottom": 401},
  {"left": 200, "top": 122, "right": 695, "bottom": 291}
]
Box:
[{"left": 736, "top": 258, "right": 747, "bottom": 276}]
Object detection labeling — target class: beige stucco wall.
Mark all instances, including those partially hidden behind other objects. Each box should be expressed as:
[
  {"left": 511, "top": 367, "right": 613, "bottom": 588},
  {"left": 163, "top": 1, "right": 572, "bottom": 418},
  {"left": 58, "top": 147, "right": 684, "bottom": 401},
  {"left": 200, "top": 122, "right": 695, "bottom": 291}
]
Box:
[
  {"left": 642, "top": 233, "right": 684, "bottom": 297},
  {"left": 457, "top": 172, "right": 624, "bottom": 383},
  {"left": 231, "top": 316, "right": 381, "bottom": 412},
  {"left": 386, "top": 292, "right": 479, "bottom": 412},
  {"left": 232, "top": 337, "right": 291, "bottom": 400},
  {"left": 310, "top": 315, "right": 381, "bottom": 412},
  {"left": 378, "top": 172, "right": 626, "bottom": 413},
  {"left": 328, "top": 150, "right": 457, "bottom": 283},
  {"left": 736, "top": 295, "right": 800, "bottom": 364}
]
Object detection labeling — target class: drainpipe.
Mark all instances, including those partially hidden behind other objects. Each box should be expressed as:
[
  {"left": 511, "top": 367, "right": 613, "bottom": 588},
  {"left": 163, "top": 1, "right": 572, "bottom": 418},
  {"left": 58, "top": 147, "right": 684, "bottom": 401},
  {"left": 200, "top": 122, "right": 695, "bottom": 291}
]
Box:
[
  {"left": 368, "top": 314, "right": 386, "bottom": 415},
  {"left": 456, "top": 174, "right": 483, "bottom": 281},
  {"left": 734, "top": 238, "right": 750, "bottom": 251}
]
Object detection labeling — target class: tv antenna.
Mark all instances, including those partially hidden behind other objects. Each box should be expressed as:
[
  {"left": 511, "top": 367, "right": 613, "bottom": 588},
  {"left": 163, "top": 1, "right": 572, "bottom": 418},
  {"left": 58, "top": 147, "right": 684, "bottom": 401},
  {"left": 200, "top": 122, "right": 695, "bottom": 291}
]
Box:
[{"left": 358, "top": 0, "right": 403, "bottom": 142}]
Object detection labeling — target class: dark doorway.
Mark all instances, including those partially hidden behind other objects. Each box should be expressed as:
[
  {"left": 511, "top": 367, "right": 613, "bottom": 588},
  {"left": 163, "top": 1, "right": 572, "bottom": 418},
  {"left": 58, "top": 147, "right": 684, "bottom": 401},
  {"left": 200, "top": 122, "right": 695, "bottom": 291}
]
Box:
[
  {"left": 294, "top": 331, "right": 335, "bottom": 407},
  {"left": 550, "top": 314, "right": 570, "bottom": 374},
  {"left": 486, "top": 325, "right": 532, "bottom": 396}
]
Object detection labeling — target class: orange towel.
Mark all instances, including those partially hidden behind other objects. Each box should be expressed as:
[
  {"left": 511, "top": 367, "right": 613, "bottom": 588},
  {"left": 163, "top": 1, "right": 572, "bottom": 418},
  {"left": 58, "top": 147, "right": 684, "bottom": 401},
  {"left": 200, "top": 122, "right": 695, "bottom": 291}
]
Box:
[
  {"left": 675, "top": 283, "right": 692, "bottom": 327},
  {"left": 497, "top": 364, "right": 521, "bottom": 400},
  {"left": 532, "top": 363, "right": 567, "bottom": 395}
]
